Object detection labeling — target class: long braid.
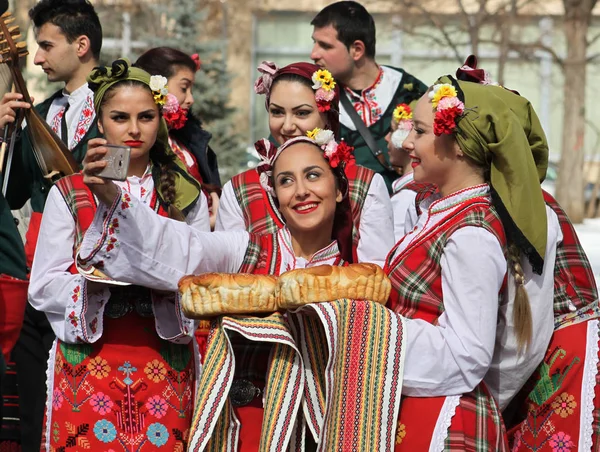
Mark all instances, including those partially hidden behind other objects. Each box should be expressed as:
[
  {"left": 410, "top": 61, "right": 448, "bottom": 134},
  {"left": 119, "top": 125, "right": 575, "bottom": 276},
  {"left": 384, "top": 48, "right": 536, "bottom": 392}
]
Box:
[
  {"left": 150, "top": 143, "right": 185, "bottom": 221},
  {"left": 508, "top": 243, "right": 532, "bottom": 352}
]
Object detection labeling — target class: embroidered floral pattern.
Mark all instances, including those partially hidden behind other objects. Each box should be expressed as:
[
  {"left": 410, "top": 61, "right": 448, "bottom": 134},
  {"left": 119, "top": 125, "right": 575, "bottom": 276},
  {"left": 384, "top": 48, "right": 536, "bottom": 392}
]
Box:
[
  {"left": 145, "top": 359, "right": 167, "bottom": 383},
  {"left": 120, "top": 192, "right": 131, "bottom": 210},
  {"left": 89, "top": 392, "right": 113, "bottom": 415},
  {"left": 107, "top": 217, "right": 119, "bottom": 235},
  {"left": 72, "top": 285, "right": 81, "bottom": 303},
  {"left": 93, "top": 419, "right": 117, "bottom": 443},
  {"left": 87, "top": 356, "right": 111, "bottom": 379},
  {"left": 395, "top": 422, "right": 406, "bottom": 444},
  {"left": 146, "top": 395, "right": 168, "bottom": 418},
  {"left": 147, "top": 423, "right": 169, "bottom": 446},
  {"left": 551, "top": 393, "right": 577, "bottom": 418},
  {"left": 71, "top": 94, "right": 95, "bottom": 149},
  {"left": 53, "top": 389, "right": 64, "bottom": 410},
  {"left": 548, "top": 432, "right": 574, "bottom": 451}
]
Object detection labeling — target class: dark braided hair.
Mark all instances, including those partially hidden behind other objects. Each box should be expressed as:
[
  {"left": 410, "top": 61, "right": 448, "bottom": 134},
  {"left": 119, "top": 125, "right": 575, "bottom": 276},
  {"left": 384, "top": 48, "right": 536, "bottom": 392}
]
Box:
[{"left": 98, "top": 79, "right": 184, "bottom": 220}]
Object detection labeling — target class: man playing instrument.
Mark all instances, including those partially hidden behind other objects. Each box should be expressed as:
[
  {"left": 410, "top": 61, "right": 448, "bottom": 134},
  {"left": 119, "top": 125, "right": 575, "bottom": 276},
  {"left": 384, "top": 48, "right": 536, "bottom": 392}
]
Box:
[{"left": 0, "top": 1, "right": 102, "bottom": 449}]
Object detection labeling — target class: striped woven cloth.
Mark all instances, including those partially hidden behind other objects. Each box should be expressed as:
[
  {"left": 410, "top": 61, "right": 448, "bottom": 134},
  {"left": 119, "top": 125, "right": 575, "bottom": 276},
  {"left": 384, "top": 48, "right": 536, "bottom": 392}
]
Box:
[{"left": 189, "top": 299, "right": 405, "bottom": 451}]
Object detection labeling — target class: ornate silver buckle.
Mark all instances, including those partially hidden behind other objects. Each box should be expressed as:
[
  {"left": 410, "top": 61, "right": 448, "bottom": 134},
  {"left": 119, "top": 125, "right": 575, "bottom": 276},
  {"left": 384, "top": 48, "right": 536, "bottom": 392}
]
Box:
[{"left": 229, "top": 379, "right": 261, "bottom": 407}]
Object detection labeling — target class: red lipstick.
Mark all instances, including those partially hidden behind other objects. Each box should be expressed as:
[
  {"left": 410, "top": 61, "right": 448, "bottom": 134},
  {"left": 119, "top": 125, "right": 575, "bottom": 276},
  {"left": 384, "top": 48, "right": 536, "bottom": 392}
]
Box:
[{"left": 124, "top": 140, "right": 143, "bottom": 148}]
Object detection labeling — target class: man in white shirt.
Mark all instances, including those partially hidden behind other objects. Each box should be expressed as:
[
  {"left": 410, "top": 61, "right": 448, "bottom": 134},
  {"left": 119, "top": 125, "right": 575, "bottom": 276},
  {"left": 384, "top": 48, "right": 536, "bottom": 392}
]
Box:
[
  {"left": 0, "top": 1, "right": 102, "bottom": 448},
  {"left": 310, "top": 1, "right": 427, "bottom": 192}
]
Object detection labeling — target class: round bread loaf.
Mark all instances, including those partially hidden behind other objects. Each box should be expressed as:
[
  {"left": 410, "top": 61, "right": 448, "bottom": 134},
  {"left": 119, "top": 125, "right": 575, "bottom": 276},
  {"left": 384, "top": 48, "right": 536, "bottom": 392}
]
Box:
[
  {"left": 178, "top": 273, "right": 278, "bottom": 318},
  {"left": 276, "top": 263, "right": 391, "bottom": 308}
]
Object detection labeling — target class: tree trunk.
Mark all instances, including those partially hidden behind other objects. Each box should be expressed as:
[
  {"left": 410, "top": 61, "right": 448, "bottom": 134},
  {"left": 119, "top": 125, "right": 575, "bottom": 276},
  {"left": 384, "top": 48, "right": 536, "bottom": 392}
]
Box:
[{"left": 555, "top": 2, "right": 593, "bottom": 223}]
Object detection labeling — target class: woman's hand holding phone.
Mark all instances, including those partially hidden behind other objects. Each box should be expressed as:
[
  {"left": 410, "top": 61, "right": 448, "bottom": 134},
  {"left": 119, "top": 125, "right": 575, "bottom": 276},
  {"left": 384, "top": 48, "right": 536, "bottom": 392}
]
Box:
[{"left": 82, "top": 138, "right": 120, "bottom": 207}]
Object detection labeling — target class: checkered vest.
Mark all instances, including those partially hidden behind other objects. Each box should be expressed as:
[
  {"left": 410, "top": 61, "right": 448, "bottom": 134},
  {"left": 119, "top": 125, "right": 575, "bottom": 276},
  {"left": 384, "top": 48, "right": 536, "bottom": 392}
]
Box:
[
  {"left": 385, "top": 196, "right": 507, "bottom": 322},
  {"left": 543, "top": 190, "right": 598, "bottom": 316},
  {"left": 54, "top": 174, "right": 169, "bottom": 273},
  {"left": 231, "top": 164, "right": 375, "bottom": 259}
]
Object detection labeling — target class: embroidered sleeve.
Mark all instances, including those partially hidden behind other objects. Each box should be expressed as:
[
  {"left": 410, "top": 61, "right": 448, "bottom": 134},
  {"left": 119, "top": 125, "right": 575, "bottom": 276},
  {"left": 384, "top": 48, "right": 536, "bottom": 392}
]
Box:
[
  {"left": 78, "top": 186, "right": 249, "bottom": 292},
  {"left": 28, "top": 186, "right": 110, "bottom": 344}
]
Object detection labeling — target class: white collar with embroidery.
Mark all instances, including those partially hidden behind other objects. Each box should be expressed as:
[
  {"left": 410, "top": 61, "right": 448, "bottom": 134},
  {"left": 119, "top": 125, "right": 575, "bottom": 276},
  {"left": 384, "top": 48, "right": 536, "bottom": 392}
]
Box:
[
  {"left": 392, "top": 172, "right": 414, "bottom": 194},
  {"left": 420, "top": 184, "right": 490, "bottom": 215},
  {"left": 278, "top": 227, "right": 340, "bottom": 268}
]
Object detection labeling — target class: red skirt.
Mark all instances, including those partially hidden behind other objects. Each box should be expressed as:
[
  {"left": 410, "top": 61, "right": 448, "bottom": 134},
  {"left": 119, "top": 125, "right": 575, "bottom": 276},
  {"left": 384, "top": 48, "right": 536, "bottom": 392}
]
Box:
[
  {"left": 42, "top": 314, "right": 196, "bottom": 451},
  {"left": 396, "top": 384, "right": 508, "bottom": 451},
  {"left": 0, "top": 275, "right": 28, "bottom": 359},
  {"left": 509, "top": 319, "right": 600, "bottom": 451}
]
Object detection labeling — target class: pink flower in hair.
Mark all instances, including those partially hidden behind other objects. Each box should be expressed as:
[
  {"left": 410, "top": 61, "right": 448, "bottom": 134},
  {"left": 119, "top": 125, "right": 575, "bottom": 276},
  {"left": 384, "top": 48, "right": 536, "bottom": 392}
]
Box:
[
  {"left": 437, "top": 96, "right": 465, "bottom": 112},
  {"left": 315, "top": 88, "right": 335, "bottom": 103},
  {"left": 254, "top": 61, "right": 279, "bottom": 95},
  {"left": 163, "top": 93, "right": 179, "bottom": 115}
]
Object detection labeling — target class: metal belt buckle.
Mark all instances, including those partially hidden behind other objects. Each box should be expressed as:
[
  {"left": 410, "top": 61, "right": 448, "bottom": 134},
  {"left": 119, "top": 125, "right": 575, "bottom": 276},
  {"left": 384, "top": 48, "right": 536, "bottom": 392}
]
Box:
[{"left": 229, "top": 379, "right": 261, "bottom": 407}]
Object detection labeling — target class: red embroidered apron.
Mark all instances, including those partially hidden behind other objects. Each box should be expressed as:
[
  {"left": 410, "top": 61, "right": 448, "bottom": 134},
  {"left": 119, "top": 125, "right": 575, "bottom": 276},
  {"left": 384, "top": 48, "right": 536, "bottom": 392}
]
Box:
[{"left": 43, "top": 175, "right": 196, "bottom": 451}]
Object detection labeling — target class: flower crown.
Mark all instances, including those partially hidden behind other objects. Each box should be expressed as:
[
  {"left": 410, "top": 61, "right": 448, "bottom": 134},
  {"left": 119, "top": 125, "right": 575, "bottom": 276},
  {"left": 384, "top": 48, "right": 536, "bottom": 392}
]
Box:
[
  {"left": 428, "top": 83, "right": 465, "bottom": 136},
  {"left": 253, "top": 61, "right": 337, "bottom": 113},
  {"left": 305, "top": 128, "right": 354, "bottom": 168},
  {"left": 149, "top": 75, "right": 169, "bottom": 106},
  {"left": 391, "top": 103, "right": 413, "bottom": 149},
  {"left": 255, "top": 134, "right": 354, "bottom": 195}
]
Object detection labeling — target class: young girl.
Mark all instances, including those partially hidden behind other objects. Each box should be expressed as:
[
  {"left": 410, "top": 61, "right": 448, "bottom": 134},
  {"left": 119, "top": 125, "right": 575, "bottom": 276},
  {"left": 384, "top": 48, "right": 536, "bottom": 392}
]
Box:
[
  {"left": 216, "top": 61, "right": 394, "bottom": 266},
  {"left": 135, "top": 47, "right": 221, "bottom": 228},
  {"left": 28, "top": 59, "right": 208, "bottom": 451}
]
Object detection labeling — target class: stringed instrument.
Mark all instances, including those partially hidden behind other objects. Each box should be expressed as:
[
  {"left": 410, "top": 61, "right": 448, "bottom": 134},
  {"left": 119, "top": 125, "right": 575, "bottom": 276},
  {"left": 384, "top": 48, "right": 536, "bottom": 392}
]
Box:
[{"left": 0, "top": 10, "right": 78, "bottom": 182}]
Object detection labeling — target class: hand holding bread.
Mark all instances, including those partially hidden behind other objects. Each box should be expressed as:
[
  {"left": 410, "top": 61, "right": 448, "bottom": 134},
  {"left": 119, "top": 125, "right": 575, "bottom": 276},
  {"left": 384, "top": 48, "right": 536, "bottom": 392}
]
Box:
[{"left": 178, "top": 263, "right": 391, "bottom": 319}]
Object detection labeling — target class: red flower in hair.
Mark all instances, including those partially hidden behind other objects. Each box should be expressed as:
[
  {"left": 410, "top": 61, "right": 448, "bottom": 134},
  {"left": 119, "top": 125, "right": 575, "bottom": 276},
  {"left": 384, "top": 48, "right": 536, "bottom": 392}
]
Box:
[
  {"left": 326, "top": 141, "right": 355, "bottom": 168},
  {"left": 191, "top": 53, "right": 201, "bottom": 71},
  {"left": 433, "top": 107, "right": 461, "bottom": 136},
  {"left": 317, "top": 100, "right": 331, "bottom": 112}
]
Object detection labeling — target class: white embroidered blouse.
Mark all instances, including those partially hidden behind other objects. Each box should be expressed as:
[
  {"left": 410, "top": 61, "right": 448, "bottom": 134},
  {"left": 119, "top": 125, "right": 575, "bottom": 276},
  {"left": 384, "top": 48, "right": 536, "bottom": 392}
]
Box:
[{"left": 28, "top": 169, "right": 210, "bottom": 345}]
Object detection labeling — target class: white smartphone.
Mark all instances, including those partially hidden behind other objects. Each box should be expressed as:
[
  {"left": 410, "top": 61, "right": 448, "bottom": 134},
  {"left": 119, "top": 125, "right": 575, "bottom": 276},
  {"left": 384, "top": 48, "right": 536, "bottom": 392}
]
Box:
[{"left": 97, "top": 144, "right": 131, "bottom": 181}]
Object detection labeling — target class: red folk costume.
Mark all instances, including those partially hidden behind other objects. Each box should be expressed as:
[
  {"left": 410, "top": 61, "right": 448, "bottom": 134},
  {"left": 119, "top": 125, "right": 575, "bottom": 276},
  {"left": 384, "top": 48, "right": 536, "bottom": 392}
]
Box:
[
  {"left": 509, "top": 192, "right": 600, "bottom": 452},
  {"left": 385, "top": 185, "right": 509, "bottom": 450},
  {"left": 27, "top": 60, "right": 207, "bottom": 451},
  {"left": 36, "top": 174, "right": 199, "bottom": 452}
]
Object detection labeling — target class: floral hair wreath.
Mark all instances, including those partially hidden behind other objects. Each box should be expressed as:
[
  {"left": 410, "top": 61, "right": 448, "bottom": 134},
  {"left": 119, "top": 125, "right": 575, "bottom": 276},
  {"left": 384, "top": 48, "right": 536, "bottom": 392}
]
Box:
[
  {"left": 428, "top": 83, "right": 465, "bottom": 136},
  {"left": 163, "top": 93, "right": 188, "bottom": 130},
  {"left": 391, "top": 103, "right": 413, "bottom": 149},
  {"left": 254, "top": 133, "right": 355, "bottom": 195},
  {"left": 253, "top": 61, "right": 337, "bottom": 113}
]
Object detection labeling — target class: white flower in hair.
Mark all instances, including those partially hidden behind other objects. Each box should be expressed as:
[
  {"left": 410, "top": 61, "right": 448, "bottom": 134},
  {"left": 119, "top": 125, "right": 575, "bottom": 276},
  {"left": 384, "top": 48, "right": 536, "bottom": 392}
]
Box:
[
  {"left": 259, "top": 171, "right": 274, "bottom": 196},
  {"left": 149, "top": 75, "right": 168, "bottom": 92},
  {"left": 391, "top": 128, "right": 409, "bottom": 149},
  {"left": 314, "top": 129, "right": 334, "bottom": 146}
]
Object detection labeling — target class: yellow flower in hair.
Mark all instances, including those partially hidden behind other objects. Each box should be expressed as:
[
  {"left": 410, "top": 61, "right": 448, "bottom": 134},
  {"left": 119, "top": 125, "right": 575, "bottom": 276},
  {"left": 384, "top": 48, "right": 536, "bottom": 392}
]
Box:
[
  {"left": 431, "top": 84, "right": 458, "bottom": 108},
  {"left": 393, "top": 104, "right": 412, "bottom": 122},
  {"left": 306, "top": 127, "right": 321, "bottom": 140},
  {"left": 315, "top": 69, "right": 332, "bottom": 83},
  {"left": 154, "top": 93, "right": 167, "bottom": 106},
  {"left": 312, "top": 69, "right": 336, "bottom": 91},
  {"left": 321, "top": 77, "right": 336, "bottom": 92}
]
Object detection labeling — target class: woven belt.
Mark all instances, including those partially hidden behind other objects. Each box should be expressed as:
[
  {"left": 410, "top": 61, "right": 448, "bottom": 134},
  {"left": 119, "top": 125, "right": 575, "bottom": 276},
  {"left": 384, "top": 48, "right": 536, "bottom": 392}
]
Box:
[
  {"left": 229, "top": 379, "right": 262, "bottom": 407},
  {"left": 105, "top": 286, "right": 154, "bottom": 319}
]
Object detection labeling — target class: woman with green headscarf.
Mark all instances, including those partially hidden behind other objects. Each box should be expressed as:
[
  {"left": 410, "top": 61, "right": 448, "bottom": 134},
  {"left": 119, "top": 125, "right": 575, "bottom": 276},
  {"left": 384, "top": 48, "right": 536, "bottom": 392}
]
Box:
[
  {"left": 456, "top": 59, "right": 600, "bottom": 452},
  {"left": 28, "top": 59, "right": 208, "bottom": 450},
  {"left": 381, "top": 70, "right": 555, "bottom": 449}
]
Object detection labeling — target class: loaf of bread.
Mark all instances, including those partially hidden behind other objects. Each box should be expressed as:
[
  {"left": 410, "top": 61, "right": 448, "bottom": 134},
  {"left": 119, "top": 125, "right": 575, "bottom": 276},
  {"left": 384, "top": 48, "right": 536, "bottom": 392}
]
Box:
[
  {"left": 178, "top": 273, "right": 278, "bottom": 318},
  {"left": 277, "top": 263, "right": 391, "bottom": 308}
]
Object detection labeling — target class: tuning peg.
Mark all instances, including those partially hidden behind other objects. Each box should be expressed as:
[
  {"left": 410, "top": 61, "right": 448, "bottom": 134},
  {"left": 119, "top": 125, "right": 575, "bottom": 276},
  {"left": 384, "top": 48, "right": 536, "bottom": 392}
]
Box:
[
  {"left": 1, "top": 17, "right": 15, "bottom": 25},
  {"left": 1, "top": 11, "right": 12, "bottom": 19},
  {"left": 0, "top": 35, "right": 21, "bottom": 45}
]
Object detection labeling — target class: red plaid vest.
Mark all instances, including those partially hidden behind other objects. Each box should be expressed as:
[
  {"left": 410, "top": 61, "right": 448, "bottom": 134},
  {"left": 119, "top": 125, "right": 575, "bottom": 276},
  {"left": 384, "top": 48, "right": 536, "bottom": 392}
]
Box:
[
  {"left": 54, "top": 174, "right": 169, "bottom": 273},
  {"left": 231, "top": 164, "right": 375, "bottom": 259},
  {"left": 543, "top": 190, "right": 598, "bottom": 316},
  {"left": 384, "top": 195, "right": 506, "bottom": 321}
]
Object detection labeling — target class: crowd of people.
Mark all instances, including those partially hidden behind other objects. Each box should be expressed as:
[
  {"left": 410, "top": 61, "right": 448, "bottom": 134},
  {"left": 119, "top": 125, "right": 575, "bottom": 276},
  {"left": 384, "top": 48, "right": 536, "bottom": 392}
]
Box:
[{"left": 0, "top": 0, "right": 598, "bottom": 451}]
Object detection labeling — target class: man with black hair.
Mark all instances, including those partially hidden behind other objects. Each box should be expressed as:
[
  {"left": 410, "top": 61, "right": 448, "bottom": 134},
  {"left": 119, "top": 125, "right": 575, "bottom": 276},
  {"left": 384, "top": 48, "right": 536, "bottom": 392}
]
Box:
[
  {"left": 0, "top": 1, "right": 102, "bottom": 448},
  {"left": 311, "top": 1, "right": 427, "bottom": 191}
]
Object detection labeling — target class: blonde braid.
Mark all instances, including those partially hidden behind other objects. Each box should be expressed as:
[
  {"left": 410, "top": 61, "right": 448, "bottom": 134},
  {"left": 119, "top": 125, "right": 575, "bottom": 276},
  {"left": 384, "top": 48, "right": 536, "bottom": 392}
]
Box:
[{"left": 509, "top": 244, "right": 532, "bottom": 352}]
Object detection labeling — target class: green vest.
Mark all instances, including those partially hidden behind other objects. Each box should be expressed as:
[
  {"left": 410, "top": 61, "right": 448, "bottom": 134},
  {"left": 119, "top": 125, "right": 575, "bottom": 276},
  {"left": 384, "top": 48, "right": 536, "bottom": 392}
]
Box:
[
  {"left": 340, "top": 67, "right": 427, "bottom": 192},
  {"left": 5, "top": 90, "right": 100, "bottom": 213}
]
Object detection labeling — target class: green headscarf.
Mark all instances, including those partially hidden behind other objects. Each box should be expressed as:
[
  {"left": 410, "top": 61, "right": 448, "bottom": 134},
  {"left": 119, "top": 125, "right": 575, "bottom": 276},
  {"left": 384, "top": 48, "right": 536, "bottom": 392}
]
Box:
[
  {"left": 87, "top": 58, "right": 200, "bottom": 215},
  {"left": 435, "top": 75, "right": 548, "bottom": 274}
]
